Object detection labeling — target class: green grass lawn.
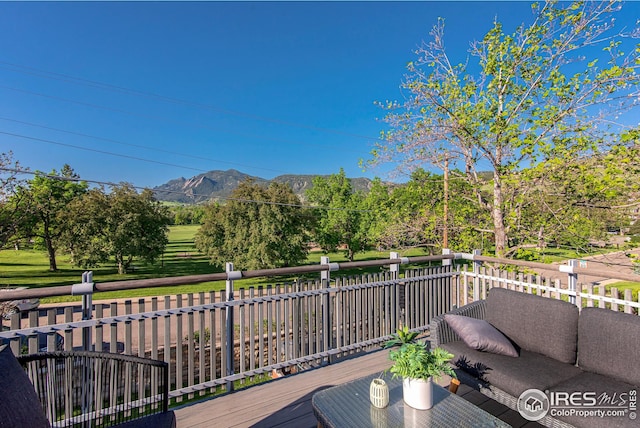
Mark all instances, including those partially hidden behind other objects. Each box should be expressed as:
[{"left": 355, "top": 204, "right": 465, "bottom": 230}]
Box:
[
  {"left": 4, "top": 226, "right": 636, "bottom": 304},
  {"left": 518, "top": 245, "right": 635, "bottom": 263},
  {"left": 599, "top": 281, "right": 640, "bottom": 302},
  {"left": 0, "top": 225, "right": 432, "bottom": 303}
]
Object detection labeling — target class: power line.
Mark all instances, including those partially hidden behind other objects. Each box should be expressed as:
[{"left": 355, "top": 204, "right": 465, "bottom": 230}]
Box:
[
  {"left": 0, "top": 84, "right": 364, "bottom": 152},
  {"left": 0, "top": 167, "right": 375, "bottom": 213},
  {"left": 0, "top": 131, "right": 212, "bottom": 173},
  {"left": 0, "top": 116, "right": 287, "bottom": 175},
  {"left": 0, "top": 60, "right": 378, "bottom": 142}
]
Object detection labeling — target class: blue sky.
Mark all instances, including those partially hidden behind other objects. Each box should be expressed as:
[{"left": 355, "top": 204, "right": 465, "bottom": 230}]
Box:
[{"left": 0, "top": 1, "right": 638, "bottom": 188}]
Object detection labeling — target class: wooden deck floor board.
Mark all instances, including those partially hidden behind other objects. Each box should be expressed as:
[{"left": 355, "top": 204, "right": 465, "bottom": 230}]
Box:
[
  {"left": 174, "top": 349, "right": 543, "bottom": 428},
  {"left": 174, "top": 350, "right": 391, "bottom": 428}
]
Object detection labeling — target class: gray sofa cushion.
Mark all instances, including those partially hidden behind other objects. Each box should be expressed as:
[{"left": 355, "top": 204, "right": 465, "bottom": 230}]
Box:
[
  {"left": 444, "top": 314, "right": 518, "bottom": 357},
  {"left": 486, "top": 288, "right": 579, "bottom": 364},
  {"left": 550, "top": 371, "right": 638, "bottom": 428},
  {"left": 578, "top": 307, "right": 640, "bottom": 386},
  {"left": 442, "top": 340, "right": 582, "bottom": 398},
  {"left": 0, "top": 345, "right": 50, "bottom": 428}
]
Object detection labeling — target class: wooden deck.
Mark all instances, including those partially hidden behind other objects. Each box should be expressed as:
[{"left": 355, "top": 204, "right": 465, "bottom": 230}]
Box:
[{"left": 173, "top": 349, "right": 543, "bottom": 428}]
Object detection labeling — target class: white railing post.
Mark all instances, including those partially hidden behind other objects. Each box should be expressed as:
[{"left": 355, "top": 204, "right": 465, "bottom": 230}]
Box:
[
  {"left": 560, "top": 260, "right": 578, "bottom": 306},
  {"left": 442, "top": 248, "right": 452, "bottom": 266},
  {"left": 441, "top": 249, "right": 452, "bottom": 312},
  {"left": 390, "top": 252, "right": 408, "bottom": 329},
  {"left": 320, "top": 257, "right": 337, "bottom": 362},
  {"left": 225, "top": 262, "right": 241, "bottom": 392},
  {"left": 72, "top": 271, "right": 94, "bottom": 351},
  {"left": 472, "top": 249, "right": 482, "bottom": 302}
]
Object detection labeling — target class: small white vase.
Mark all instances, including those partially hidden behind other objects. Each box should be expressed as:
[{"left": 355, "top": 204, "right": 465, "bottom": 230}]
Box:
[
  {"left": 370, "top": 378, "right": 389, "bottom": 408},
  {"left": 402, "top": 377, "right": 433, "bottom": 410}
]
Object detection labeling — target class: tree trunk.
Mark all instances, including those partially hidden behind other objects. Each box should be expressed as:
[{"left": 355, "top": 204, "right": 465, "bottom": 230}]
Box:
[
  {"left": 492, "top": 177, "right": 507, "bottom": 258},
  {"left": 116, "top": 254, "right": 125, "bottom": 275},
  {"left": 347, "top": 245, "right": 355, "bottom": 262},
  {"left": 45, "top": 236, "right": 57, "bottom": 272},
  {"left": 537, "top": 226, "right": 545, "bottom": 249}
]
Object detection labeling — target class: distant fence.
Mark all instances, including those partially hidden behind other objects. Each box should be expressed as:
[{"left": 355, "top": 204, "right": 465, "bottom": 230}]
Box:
[{"left": 1, "top": 250, "right": 638, "bottom": 403}]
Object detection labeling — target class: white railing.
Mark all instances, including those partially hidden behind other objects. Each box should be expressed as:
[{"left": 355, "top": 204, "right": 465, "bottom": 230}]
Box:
[{"left": 1, "top": 250, "right": 638, "bottom": 404}]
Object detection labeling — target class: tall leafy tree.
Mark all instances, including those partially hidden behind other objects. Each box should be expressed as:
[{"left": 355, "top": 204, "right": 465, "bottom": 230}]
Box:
[
  {"left": 195, "top": 180, "right": 309, "bottom": 270},
  {"left": 373, "top": 169, "right": 488, "bottom": 253},
  {"left": 0, "top": 152, "right": 29, "bottom": 249},
  {"left": 306, "top": 169, "right": 366, "bottom": 261},
  {"left": 359, "top": 178, "right": 394, "bottom": 250},
  {"left": 61, "top": 184, "right": 171, "bottom": 274},
  {"left": 507, "top": 152, "right": 634, "bottom": 253},
  {"left": 370, "top": 1, "right": 640, "bottom": 256},
  {"left": 15, "top": 165, "right": 87, "bottom": 271}
]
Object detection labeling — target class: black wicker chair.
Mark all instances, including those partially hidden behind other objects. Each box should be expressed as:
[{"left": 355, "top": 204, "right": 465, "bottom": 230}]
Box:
[{"left": 16, "top": 350, "right": 175, "bottom": 428}]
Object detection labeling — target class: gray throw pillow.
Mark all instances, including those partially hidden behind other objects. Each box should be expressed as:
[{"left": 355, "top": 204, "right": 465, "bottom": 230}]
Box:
[{"left": 444, "top": 314, "right": 518, "bottom": 357}]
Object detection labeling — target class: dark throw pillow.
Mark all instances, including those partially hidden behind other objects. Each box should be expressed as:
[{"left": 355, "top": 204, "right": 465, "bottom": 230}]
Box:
[{"left": 444, "top": 314, "right": 519, "bottom": 357}]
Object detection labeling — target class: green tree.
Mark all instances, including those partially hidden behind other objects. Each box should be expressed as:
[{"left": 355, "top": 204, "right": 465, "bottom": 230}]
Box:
[
  {"left": 306, "top": 169, "right": 367, "bottom": 261},
  {"left": 506, "top": 153, "right": 633, "bottom": 253},
  {"left": 375, "top": 169, "right": 488, "bottom": 253},
  {"left": 170, "top": 205, "right": 206, "bottom": 225},
  {"left": 61, "top": 184, "right": 171, "bottom": 274},
  {"left": 370, "top": 1, "right": 640, "bottom": 257},
  {"left": 359, "top": 178, "right": 393, "bottom": 250},
  {"left": 195, "top": 180, "right": 309, "bottom": 270},
  {"left": 15, "top": 165, "right": 87, "bottom": 271},
  {"left": 0, "top": 152, "right": 29, "bottom": 249}
]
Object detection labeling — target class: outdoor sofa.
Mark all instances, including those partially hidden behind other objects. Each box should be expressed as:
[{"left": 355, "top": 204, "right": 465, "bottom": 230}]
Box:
[
  {"left": 431, "top": 287, "right": 639, "bottom": 428},
  {"left": 0, "top": 344, "right": 176, "bottom": 428}
]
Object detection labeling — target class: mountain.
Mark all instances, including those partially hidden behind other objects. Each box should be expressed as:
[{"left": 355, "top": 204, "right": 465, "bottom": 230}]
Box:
[{"left": 152, "top": 169, "right": 374, "bottom": 204}]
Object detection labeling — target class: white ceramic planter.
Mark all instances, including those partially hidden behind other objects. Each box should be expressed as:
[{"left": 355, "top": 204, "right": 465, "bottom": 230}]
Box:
[{"left": 402, "top": 377, "right": 434, "bottom": 410}]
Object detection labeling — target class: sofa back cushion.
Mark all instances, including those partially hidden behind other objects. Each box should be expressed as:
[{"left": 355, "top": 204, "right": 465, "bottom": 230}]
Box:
[
  {"left": 578, "top": 307, "right": 640, "bottom": 385},
  {"left": 485, "top": 288, "right": 579, "bottom": 364},
  {"left": 0, "top": 345, "right": 50, "bottom": 427}
]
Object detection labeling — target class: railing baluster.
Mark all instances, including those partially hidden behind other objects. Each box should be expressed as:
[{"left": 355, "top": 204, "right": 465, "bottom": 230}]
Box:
[
  {"left": 138, "top": 299, "right": 146, "bottom": 358},
  {"left": 108, "top": 303, "right": 117, "bottom": 354},
  {"left": 198, "top": 292, "right": 205, "bottom": 396},
  {"left": 292, "top": 281, "right": 300, "bottom": 362},
  {"left": 163, "top": 296, "right": 172, "bottom": 400},
  {"left": 124, "top": 300, "right": 132, "bottom": 355},
  {"left": 138, "top": 298, "right": 146, "bottom": 407},
  {"left": 239, "top": 287, "right": 246, "bottom": 382},
  {"left": 267, "top": 285, "right": 273, "bottom": 367},
  {"left": 283, "top": 291, "right": 290, "bottom": 366},
  {"left": 95, "top": 303, "right": 103, "bottom": 353},
  {"left": 65, "top": 306, "right": 74, "bottom": 353},
  {"left": 257, "top": 286, "right": 264, "bottom": 371},
  {"left": 275, "top": 284, "right": 282, "bottom": 366},
  {"left": 151, "top": 297, "right": 158, "bottom": 360},
  {"left": 175, "top": 295, "right": 183, "bottom": 401},
  {"left": 208, "top": 291, "right": 216, "bottom": 394},
  {"left": 625, "top": 289, "right": 633, "bottom": 314},
  {"left": 187, "top": 294, "right": 195, "bottom": 400}
]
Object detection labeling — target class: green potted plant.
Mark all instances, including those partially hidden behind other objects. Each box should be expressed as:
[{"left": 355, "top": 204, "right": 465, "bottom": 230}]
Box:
[{"left": 386, "top": 328, "right": 456, "bottom": 410}]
